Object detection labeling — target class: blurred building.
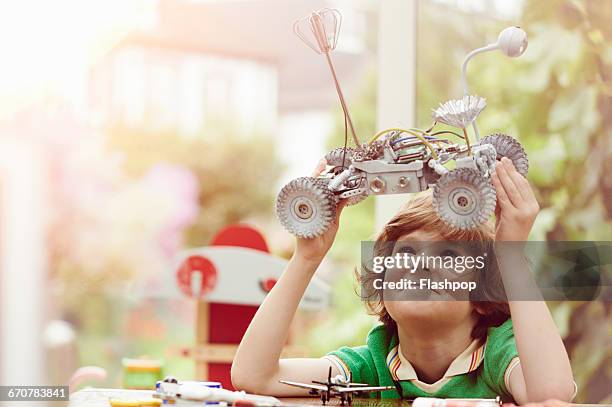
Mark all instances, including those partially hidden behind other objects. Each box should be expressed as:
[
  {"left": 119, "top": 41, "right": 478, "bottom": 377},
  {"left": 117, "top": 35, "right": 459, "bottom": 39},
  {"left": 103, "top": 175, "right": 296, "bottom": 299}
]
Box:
[{"left": 89, "top": 0, "right": 374, "bottom": 179}]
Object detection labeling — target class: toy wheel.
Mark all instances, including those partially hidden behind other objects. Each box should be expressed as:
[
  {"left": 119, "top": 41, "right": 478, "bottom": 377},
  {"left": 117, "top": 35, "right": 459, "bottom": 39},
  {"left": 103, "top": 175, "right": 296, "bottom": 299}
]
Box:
[
  {"left": 325, "top": 147, "right": 354, "bottom": 173},
  {"left": 346, "top": 192, "right": 367, "bottom": 206},
  {"left": 480, "top": 133, "right": 529, "bottom": 176},
  {"left": 276, "top": 177, "right": 338, "bottom": 238},
  {"left": 433, "top": 168, "right": 496, "bottom": 230}
]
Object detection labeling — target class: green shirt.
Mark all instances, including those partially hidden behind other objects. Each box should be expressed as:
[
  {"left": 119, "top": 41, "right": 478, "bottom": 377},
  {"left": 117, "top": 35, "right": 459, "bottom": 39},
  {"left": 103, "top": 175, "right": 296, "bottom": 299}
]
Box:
[{"left": 326, "top": 319, "right": 518, "bottom": 402}]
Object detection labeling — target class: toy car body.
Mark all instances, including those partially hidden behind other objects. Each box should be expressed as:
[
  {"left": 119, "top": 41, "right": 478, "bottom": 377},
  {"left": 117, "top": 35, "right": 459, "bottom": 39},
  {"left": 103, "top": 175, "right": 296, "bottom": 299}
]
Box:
[{"left": 276, "top": 124, "right": 528, "bottom": 237}]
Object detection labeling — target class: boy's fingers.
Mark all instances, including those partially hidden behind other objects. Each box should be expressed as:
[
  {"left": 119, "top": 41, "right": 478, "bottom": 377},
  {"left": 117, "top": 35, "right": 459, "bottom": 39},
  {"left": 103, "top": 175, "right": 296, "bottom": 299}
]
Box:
[
  {"left": 496, "top": 159, "right": 522, "bottom": 207},
  {"left": 503, "top": 158, "right": 530, "bottom": 202},
  {"left": 503, "top": 158, "right": 539, "bottom": 209},
  {"left": 492, "top": 172, "right": 513, "bottom": 210},
  {"left": 311, "top": 158, "right": 327, "bottom": 177},
  {"left": 519, "top": 174, "right": 538, "bottom": 205}
]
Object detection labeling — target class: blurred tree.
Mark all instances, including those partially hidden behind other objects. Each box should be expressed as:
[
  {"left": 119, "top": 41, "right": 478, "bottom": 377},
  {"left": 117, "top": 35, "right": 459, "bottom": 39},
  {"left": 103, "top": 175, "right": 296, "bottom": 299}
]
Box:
[
  {"left": 418, "top": 0, "right": 611, "bottom": 242},
  {"left": 20, "top": 107, "right": 207, "bottom": 383},
  {"left": 44, "top": 117, "right": 282, "bottom": 383},
  {"left": 107, "top": 126, "right": 283, "bottom": 247}
]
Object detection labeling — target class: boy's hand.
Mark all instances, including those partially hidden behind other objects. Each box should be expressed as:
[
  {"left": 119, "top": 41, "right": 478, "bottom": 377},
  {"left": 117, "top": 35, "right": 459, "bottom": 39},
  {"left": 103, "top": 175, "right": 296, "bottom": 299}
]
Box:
[
  {"left": 294, "top": 159, "right": 347, "bottom": 263},
  {"left": 491, "top": 157, "right": 540, "bottom": 241}
]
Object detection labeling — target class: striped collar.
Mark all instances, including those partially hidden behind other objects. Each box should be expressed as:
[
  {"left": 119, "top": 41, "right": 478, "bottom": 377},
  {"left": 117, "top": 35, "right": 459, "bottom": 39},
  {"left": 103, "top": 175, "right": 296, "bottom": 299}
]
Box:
[{"left": 386, "top": 338, "right": 486, "bottom": 381}]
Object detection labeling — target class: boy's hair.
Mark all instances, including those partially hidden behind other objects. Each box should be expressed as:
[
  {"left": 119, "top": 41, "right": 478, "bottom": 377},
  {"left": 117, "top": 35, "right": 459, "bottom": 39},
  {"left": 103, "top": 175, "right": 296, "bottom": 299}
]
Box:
[{"left": 359, "top": 191, "right": 510, "bottom": 340}]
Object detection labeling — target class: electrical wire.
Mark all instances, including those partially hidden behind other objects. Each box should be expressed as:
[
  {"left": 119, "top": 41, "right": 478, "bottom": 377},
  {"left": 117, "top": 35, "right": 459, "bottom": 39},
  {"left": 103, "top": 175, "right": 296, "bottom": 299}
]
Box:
[
  {"left": 429, "top": 130, "right": 465, "bottom": 140},
  {"left": 369, "top": 128, "right": 439, "bottom": 160},
  {"left": 341, "top": 111, "right": 348, "bottom": 169},
  {"left": 369, "top": 127, "right": 426, "bottom": 144},
  {"left": 391, "top": 136, "right": 441, "bottom": 146},
  {"left": 463, "top": 127, "right": 472, "bottom": 156}
]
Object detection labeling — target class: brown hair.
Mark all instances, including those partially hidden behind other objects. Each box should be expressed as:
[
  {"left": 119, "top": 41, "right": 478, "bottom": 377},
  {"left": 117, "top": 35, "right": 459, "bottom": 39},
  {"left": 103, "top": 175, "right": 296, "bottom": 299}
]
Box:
[{"left": 358, "top": 191, "right": 509, "bottom": 340}]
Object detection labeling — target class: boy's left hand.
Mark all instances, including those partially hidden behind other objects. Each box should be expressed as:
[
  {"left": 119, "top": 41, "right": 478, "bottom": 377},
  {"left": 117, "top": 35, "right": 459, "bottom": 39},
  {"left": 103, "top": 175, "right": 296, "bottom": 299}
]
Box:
[{"left": 491, "top": 157, "right": 540, "bottom": 241}]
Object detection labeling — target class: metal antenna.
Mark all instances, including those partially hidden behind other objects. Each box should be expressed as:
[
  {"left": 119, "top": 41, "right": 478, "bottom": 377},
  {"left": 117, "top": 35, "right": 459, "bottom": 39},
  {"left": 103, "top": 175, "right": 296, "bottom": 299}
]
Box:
[
  {"left": 293, "top": 8, "right": 360, "bottom": 146},
  {"left": 460, "top": 43, "right": 498, "bottom": 141},
  {"left": 459, "top": 27, "right": 528, "bottom": 141}
]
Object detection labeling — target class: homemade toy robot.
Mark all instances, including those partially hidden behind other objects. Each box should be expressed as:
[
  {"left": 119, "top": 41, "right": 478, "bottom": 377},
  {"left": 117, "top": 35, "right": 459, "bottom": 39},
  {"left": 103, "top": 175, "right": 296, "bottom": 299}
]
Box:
[{"left": 276, "top": 9, "right": 529, "bottom": 236}]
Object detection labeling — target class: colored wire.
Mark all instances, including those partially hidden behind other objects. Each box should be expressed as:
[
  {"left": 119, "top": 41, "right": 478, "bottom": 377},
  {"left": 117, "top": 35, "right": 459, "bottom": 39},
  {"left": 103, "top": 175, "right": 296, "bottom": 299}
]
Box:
[
  {"left": 429, "top": 130, "right": 465, "bottom": 140},
  {"left": 369, "top": 127, "right": 429, "bottom": 144},
  {"left": 370, "top": 128, "right": 439, "bottom": 160},
  {"left": 391, "top": 136, "right": 440, "bottom": 146}
]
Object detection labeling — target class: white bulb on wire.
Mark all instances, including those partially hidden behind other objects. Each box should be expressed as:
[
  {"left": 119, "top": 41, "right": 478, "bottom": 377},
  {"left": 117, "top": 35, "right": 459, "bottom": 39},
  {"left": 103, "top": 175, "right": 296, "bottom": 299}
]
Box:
[{"left": 497, "top": 26, "right": 528, "bottom": 58}]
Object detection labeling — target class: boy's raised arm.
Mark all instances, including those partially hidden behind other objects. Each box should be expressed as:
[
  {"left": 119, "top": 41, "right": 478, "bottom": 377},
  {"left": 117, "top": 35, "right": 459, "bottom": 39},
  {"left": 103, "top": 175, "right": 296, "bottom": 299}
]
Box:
[
  {"left": 492, "top": 158, "right": 575, "bottom": 404},
  {"left": 231, "top": 160, "right": 347, "bottom": 396}
]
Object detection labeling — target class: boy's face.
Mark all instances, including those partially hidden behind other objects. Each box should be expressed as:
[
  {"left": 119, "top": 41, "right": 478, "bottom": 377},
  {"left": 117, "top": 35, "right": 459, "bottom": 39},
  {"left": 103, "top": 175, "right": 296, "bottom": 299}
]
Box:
[{"left": 382, "top": 229, "right": 479, "bottom": 328}]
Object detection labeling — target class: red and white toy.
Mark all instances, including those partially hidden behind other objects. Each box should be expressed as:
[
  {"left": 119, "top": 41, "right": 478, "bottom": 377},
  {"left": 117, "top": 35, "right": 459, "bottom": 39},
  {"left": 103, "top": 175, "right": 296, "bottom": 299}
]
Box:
[
  {"left": 173, "top": 224, "right": 329, "bottom": 389},
  {"left": 175, "top": 224, "right": 328, "bottom": 309}
]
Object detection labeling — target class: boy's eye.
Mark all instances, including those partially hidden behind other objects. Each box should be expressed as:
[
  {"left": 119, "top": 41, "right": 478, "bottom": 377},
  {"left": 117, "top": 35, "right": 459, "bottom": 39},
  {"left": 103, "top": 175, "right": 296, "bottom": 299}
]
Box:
[
  {"left": 396, "top": 245, "right": 416, "bottom": 255},
  {"left": 440, "top": 249, "right": 460, "bottom": 257}
]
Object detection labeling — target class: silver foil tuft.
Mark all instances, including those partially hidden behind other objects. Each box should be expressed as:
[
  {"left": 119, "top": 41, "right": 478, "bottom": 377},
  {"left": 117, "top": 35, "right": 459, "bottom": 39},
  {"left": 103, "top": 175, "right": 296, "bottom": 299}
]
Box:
[{"left": 432, "top": 95, "right": 487, "bottom": 129}]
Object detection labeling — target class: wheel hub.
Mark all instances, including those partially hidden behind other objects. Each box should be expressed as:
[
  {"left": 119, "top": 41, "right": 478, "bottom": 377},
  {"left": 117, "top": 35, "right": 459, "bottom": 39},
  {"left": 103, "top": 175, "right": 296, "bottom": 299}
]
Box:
[
  {"left": 292, "top": 197, "right": 316, "bottom": 220},
  {"left": 449, "top": 187, "right": 476, "bottom": 215}
]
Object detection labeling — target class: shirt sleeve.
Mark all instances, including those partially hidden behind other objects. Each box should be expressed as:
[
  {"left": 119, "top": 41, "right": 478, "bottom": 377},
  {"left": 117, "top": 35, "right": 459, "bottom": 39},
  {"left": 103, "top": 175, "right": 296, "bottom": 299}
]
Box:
[
  {"left": 482, "top": 319, "right": 519, "bottom": 400},
  {"left": 324, "top": 345, "right": 378, "bottom": 385}
]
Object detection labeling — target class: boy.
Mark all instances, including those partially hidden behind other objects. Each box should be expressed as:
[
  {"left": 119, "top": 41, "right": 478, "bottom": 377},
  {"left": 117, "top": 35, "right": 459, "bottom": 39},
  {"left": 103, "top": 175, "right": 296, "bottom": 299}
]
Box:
[{"left": 231, "top": 157, "right": 575, "bottom": 404}]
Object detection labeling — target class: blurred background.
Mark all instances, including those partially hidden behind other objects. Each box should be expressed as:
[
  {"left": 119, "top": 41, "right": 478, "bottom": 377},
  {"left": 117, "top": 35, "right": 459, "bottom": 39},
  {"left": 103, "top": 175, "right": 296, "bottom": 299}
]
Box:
[{"left": 0, "top": 0, "right": 610, "bottom": 404}]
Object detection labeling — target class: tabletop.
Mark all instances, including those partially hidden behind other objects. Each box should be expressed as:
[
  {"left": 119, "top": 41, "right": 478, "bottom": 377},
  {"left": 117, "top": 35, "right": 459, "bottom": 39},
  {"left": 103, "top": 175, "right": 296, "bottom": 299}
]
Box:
[
  {"left": 67, "top": 388, "right": 609, "bottom": 407},
  {"left": 67, "top": 389, "right": 409, "bottom": 407}
]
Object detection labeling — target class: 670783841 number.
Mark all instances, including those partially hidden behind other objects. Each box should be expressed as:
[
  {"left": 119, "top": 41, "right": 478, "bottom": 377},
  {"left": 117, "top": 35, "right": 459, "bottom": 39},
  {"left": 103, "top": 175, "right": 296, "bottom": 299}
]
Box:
[{"left": 1, "top": 386, "right": 68, "bottom": 401}]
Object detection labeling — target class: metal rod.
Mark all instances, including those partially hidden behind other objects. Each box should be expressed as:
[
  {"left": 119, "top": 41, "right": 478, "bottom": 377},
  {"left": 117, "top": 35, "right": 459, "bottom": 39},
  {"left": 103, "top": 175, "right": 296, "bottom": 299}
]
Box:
[
  {"left": 461, "top": 43, "right": 498, "bottom": 96},
  {"left": 461, "top": 43, "right": 497, "bottom": 142},
  {"left": 324, "top": 52, "right": 360, "bottom": 146}
]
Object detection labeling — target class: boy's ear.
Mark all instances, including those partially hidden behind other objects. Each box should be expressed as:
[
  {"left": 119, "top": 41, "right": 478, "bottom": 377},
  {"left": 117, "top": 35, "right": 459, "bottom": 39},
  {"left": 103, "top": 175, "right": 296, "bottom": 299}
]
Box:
[{"left": 472, "top": 304, "right": 487, "bottom": 316}]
